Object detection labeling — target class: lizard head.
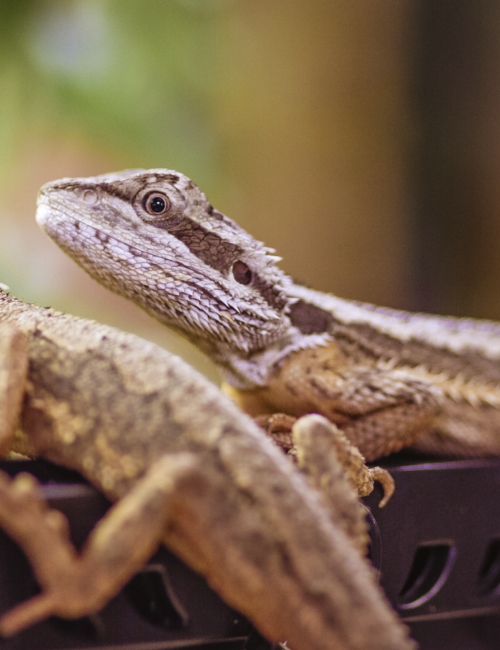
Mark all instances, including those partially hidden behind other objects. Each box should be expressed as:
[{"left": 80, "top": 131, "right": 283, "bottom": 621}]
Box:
[{"left": 36, "top": 169, "right": 302, "bottom": 382}]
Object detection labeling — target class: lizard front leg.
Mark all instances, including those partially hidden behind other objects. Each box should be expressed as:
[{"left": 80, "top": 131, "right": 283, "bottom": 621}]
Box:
[
  {"left": 0, "top": 453, "right": 198, "bottom": 636},
  {"left": 0, "top": 439, "right": 416, "bottom": 650},
  {"left": 230, "top": 346, "right": 444, "bottom": 462},
  {"left": 332, "top": 367, "right": 443, "bottom": 461},
  {"left": 257, "top": 412, "right": 395, "bottom": 508}
]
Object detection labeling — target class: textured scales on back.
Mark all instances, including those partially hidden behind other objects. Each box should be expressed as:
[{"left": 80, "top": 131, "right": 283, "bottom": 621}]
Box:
[{"left": 36, "top": 169, "right": 500, "bottom": 460}]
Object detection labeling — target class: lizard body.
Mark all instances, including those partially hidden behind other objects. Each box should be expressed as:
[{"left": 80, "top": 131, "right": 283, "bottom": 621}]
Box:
[
  {"left": 36, "top": 169, "right": 500, "bottom": 461},
  {"left": 0, "top": 292, "right": 413, "bottom": 649}
]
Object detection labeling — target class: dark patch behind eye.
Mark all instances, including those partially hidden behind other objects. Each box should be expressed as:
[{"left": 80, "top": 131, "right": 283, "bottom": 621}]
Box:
[
  {"left": 170, "top": 219, "right": 242, "bottom": 273},
  {"left": 289, "top": 300, "right": 334, "bottom": 334},
  {"left": 168, "top": 216, "right": 288, "bottom": 311}
]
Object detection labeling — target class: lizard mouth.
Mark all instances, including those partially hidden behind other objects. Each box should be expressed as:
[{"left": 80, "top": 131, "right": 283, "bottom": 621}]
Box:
[
  {"left": 35, "top": 190, "right": 72, "bottom": 245},
  {"left": 34, "top": 195, "right": 51, "bottom": 230},
  {"left": 35, "top": 187, "right": 56, "bottom": 227}
]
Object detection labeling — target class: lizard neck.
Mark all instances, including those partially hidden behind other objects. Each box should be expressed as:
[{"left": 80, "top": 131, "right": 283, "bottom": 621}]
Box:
[
  {"left": 219, "top": 281, "right": 338, "bottom": 389},
  {"left": 221, "top": 330, "right": 332, "bottom": 389}
]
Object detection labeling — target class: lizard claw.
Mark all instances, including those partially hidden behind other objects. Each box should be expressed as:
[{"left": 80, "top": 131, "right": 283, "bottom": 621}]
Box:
[{"left": 368, "top": 467, "right": 395, "bottom": 508}]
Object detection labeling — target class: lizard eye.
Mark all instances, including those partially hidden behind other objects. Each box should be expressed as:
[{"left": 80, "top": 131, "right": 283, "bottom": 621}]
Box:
[
  {"left": 143, "top": 192, "right": 171, "bottom": 216},
  {"left": 232, "top": 260, "right": 253, "bottom": 285}
]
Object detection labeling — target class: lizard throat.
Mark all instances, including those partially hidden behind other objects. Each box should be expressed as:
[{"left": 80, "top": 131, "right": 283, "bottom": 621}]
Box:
[{"left": 221, "top": 331, "right": 332, "bottom": 389}]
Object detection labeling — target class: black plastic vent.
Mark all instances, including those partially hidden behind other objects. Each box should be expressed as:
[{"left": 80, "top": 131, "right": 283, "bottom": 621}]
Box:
[
  {"left": 477, "top": 538, "right": 500, "bottom": 596},
  {"left": 125, "top": 564, "right": 188, "bottom": 629},
  {"left": 398, "top": 543, "right": 456, "bottom": 609},
  {"left": 52, "top": 614, "right": 104, "bottom": 640}
]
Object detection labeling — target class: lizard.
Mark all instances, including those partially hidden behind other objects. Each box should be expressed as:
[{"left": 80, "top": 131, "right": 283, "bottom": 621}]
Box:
[
  {"left": 35, "top": 168, "right": 500, "bottom": 464},
  {"left": 0, "top": 292, "right": 415, "bottom": 649}
]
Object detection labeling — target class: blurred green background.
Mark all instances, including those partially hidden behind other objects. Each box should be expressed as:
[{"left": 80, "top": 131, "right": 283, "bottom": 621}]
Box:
[{"left": 1, "top": 0, "right": 500, "bottom": 381}]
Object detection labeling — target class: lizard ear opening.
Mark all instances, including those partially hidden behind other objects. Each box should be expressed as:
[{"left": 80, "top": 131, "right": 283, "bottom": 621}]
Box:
[
  {"left": 289, "top": 300, "right": 334, "bottom": 334},
  {"left": 232, "top": 260, "right": 253, "bottom": 285}
]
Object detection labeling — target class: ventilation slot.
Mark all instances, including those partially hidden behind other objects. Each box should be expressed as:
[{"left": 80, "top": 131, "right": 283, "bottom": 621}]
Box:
[
  {"left": 398, "top": 543, "right": 456, "bottom": 609},
  {"left": 53, "top": 614, "right": 104, "bottom": 639},
  {"left": 125, "top": 564, "right": 188, "bottom": 629},
  {"left": 477, "top": 539, "right": 500, "bottom": 595}
]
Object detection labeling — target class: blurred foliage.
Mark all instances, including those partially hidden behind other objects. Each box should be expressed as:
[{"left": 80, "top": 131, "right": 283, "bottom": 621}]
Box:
[
  {"left": 0, "top": 0, "right": 236, "bottom": 379},
  {"left": 0, "top": 0, "right": 225, "bottom": 187}
]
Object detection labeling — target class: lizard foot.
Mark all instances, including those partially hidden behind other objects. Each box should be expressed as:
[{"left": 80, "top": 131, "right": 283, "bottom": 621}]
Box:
[
  {"left": 0, "top": 470, "right": 79, "bottom": 636},
  {"left": 293, "top": 414, "right": 394, "bottom": 505},
  {"left": 256, "top": 412, "right": 395, "bottom": 507},
  {"left": 291, "top": 414, "right": 370, "bottom": 555},
  {"left": 254, "top": 413, "right": 297, "bottom": 456},
  {"left": 0, "top": 454, "right": 199, "bottom": 637}
]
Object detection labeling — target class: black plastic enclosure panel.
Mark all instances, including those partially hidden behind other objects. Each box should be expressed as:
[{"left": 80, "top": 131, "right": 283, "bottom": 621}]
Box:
[
  {"left": 364, "top": 455, "right": 500, "bottom": 621},
  {"left": 1, "top": 455, "right": 500, "bottom": 649},
  {"left": 364, "top": 454, "right": 500, "bottom": 649},
  {"left": 0, "top": 460, "right": 254, "bottom": 650}
]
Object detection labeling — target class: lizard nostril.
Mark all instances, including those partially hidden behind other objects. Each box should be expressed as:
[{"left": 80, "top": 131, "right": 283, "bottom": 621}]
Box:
[
  {"left": 232, "top": 260, "right": 252, "bottom": 285},
  {"left": 82, "top": 190, "right": 98, "bottom": 205}
]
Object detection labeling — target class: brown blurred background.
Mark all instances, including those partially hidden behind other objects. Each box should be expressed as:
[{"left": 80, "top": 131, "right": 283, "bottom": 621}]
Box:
[{"left": 1, "top": 0, "right": 500, "bottom": 382}]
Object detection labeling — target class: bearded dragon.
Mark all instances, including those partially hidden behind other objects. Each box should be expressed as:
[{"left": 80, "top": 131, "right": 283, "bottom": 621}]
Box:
[
  {"left": 0, "top": 294, "right": 415, "bottom": 649},
  {"left": 35, "top": 169, "right": 500, "bottom": 464}
]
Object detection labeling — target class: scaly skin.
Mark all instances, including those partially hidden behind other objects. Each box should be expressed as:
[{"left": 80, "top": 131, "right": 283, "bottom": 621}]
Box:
[
  {"left": 36, "top": 169, "right": 500, "bottom": 461},
  {"left": 0, "top": 293, "right": 415, "bottom": 649}
]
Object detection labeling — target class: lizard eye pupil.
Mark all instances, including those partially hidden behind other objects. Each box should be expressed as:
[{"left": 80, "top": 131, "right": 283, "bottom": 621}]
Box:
[
  {"left": 232, "top": 260, "right": 252, "bottom": 285},
  {"left": 143, "top": 192, "right": 170, "bottom": 216},
  {"left": 150, "top": 197, "right": 165, "bottom": 213}
]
